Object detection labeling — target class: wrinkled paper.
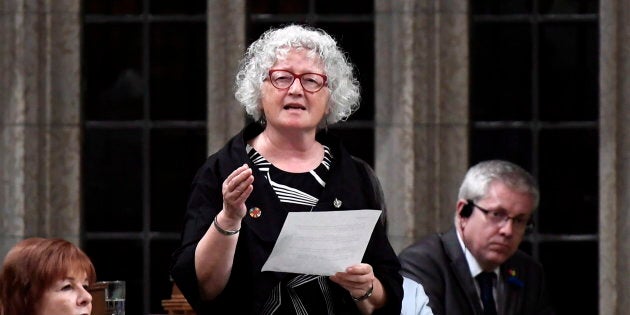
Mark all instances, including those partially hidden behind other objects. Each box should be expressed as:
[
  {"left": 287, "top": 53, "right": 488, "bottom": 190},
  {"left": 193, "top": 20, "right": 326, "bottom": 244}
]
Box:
[{"left": 261, "top": 209, "right": 382, "bottom": 276}]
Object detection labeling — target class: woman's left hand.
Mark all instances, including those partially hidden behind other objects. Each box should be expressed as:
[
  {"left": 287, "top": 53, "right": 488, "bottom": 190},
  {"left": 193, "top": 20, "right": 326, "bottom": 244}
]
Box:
[{"left": 329, "top": 263, "right": 375, "bottom": 301}]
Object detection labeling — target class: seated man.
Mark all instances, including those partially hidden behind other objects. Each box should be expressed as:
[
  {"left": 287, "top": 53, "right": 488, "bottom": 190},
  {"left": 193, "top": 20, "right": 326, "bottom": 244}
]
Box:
[{"left": 399, "top": 160, "right": 554, "bottom": 315}]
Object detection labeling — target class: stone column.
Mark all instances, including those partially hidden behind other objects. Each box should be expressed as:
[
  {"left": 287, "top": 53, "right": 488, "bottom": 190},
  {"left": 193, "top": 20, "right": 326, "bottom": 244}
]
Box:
[
  {"left": 375, "top": 0, "right": 469, "bottom": 252},
  {"left": 207, "top": 0, "right": 246, "bottom": 154},
  {"left": 599, "top": 0, "right": 630, "bottom": 313},
  {"left": 0, "top": 0, "right": 82, "bottom": 258}
]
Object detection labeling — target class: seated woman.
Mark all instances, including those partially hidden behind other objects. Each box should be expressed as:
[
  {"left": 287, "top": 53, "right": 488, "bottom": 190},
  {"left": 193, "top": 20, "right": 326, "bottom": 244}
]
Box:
[{"left": 0, "top": 237, "right": 96, "bottom": 315}]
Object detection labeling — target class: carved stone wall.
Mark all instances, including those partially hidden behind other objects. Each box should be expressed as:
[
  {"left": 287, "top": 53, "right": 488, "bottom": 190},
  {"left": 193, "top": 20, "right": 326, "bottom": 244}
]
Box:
[
  {"left": 599, "top": 0, "right": 630, "bottom": 313},
  {"left": 0, "top": 0, "right": 82, "bottom": 257},
  {"left": 374, "top": 0, "right": 469, "bottom": 253},
  {"left": 206, "top": 0, "right": 246, "bottom": 154}
]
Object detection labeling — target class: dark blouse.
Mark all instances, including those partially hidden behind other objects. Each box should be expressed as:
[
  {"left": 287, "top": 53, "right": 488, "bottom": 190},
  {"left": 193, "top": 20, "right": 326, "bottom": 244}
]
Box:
[
  {"left": 170, "top": 123, "right": 403, "bottom": 315},
  {"left": 248, "top": 145, "right": 345, "bottom": 314}
]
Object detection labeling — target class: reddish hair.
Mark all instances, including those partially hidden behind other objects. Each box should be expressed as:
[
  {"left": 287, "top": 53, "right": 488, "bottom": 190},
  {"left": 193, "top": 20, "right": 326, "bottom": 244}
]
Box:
[{"left": 0, "top": 238, "right": 96, "bottom": 315}]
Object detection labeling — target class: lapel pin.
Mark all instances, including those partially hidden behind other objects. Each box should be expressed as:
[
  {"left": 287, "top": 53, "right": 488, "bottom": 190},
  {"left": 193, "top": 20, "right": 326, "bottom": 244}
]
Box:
[
  {"left": 249, "top": 207, "right": 262, "bottom": 218},
  {"left": 506, "top": 268, "right": 524, "bottom": 288},
  {"left": 333, "top": 198, "right": 342, "bottom": 208}
]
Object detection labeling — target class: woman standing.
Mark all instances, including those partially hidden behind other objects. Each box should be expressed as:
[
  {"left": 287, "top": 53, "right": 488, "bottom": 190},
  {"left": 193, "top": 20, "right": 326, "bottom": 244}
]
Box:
[{"left": 171, "top": 24, "right": 402, "bottom": 314}]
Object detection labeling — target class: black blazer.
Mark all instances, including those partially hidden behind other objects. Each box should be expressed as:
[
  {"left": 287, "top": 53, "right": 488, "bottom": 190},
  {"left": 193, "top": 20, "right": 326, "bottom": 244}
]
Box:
[
  {"left": 171, "top": 123, "right": 402, "bottom": 314},
  {"left": 399, "top": 228, "right": 554, "bottom": 315}
]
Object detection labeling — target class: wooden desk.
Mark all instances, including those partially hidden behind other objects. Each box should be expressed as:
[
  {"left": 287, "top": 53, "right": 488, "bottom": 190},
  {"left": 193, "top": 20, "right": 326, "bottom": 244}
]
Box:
[
  {"left": 162, "top": 284, "right": 195, "bottom": 315},
  {"left": 88, "top": 282, "right": 108, "bottom": 315}
]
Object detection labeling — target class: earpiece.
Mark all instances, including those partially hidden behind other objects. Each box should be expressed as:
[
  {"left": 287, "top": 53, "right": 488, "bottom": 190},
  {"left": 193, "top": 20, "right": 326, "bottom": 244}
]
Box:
[
  {"left": 459, "top": 200, "right": 473, "bottom": 253},
  {"left": 460, "top": 199, "right": 474, "bottom": 218}
]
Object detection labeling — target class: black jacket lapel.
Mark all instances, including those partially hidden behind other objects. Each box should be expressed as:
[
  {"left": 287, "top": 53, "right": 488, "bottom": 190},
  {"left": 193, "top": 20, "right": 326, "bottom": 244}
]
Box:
[{"left": 442, "top": 229, "right": 485, "bottom": 315}]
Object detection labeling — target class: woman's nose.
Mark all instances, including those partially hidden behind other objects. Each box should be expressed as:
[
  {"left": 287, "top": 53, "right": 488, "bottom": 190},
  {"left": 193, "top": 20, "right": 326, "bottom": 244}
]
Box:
[
  {"left": 78, "top": 287, "right": 93, "bottom": 305},
  {"left": 288, "top": 77, "right": 304, "bottom": 95}
]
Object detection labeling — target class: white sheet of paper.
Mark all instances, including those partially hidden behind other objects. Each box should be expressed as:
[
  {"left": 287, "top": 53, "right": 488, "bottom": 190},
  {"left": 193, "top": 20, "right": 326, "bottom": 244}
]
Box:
[{"left": 261, "top": 209, "right": 382, "bottom": 276}]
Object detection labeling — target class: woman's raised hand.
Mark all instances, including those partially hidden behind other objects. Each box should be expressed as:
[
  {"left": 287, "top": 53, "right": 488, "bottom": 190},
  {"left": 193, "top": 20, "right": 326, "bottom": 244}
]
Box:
[{"left": 221, "top": 164, "right": 254, "bottom": 220}]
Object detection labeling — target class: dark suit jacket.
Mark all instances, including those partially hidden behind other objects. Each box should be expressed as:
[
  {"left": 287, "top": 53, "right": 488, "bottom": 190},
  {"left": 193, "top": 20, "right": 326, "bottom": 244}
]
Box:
[
  {"left": 399, "top": 228, "right": 554, "bottom": 315},
  {"left": 170, "top": 123, "right": 402, "bottom": 314}
]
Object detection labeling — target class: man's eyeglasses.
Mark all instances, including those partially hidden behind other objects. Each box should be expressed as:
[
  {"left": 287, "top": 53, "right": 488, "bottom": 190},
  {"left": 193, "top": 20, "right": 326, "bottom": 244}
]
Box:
[
  {"left": 268, "top": 70, "right": 328, "bottom": 92},
  {"left": 467, "top": 199, "right": 533, "bottom": 231}
]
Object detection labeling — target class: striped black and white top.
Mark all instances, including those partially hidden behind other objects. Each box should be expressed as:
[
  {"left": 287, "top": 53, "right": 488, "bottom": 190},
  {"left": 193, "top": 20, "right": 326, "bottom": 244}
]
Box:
[
  {"left": 247, "top": 144, "right": 351, "bottom": 315},
  {"left": 247, "top": 144, "right": 332, "bottom": 212}
]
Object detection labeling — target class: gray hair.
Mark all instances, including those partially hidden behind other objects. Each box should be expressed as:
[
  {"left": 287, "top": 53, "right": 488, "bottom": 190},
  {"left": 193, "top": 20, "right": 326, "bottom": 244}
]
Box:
[
  {"left": 458, "top": 160, "right": 540, "bottom": 209},
  {"left": 234, "top": 24, "right": 360, "bottom": 125}
]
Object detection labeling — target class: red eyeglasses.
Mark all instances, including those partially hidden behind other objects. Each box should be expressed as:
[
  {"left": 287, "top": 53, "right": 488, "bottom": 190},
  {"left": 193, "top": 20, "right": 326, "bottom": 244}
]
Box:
[{"left": 268, "top": 70, "right": 328, "bottom": 92}]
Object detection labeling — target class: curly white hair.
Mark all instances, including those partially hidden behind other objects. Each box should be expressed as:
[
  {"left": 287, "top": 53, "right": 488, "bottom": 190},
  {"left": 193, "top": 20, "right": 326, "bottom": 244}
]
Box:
[{"left": 234, "top": 24, "right": 361, "bottom": 126}]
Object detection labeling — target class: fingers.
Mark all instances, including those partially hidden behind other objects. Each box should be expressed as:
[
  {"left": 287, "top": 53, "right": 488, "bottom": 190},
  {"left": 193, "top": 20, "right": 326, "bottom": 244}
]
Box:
[
  {"left": 329, "top": 263, "right": 374, "bottom": 292},
  {"left": 223, "top": 164, "right": 254, "bottom": 195},
  {"left": 222, "top": 164, "right": 254, "bottom": 218},
  {"left": 345, "top": 263, "right": 373, "bottom": 276}
]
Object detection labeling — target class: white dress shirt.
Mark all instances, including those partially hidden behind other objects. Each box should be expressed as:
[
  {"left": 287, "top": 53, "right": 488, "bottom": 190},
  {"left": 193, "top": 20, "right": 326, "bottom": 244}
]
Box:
[{"left": 401, "top": 276, "right": 434, "bottom": 315}]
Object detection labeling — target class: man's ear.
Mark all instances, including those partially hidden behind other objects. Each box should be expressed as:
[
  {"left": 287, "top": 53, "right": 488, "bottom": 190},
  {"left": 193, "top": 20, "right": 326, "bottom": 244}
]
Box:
[{"left": 456, "top": 200, "right": 469, "bottom": 230}]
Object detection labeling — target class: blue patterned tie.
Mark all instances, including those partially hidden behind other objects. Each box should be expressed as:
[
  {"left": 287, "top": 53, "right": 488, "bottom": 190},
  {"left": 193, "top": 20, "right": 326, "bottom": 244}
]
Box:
[{"left": 476, "top": 272, "right": 497, "bottom": 315}]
